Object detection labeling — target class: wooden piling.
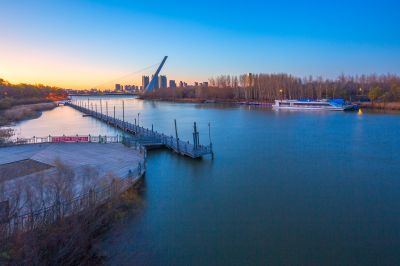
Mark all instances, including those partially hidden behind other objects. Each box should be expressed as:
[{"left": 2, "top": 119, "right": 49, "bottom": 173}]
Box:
[
  {"left": 65, "top": 102, "right": 213, "bottom": 159},
  {"left": 174, "top": 119, "right": 180, "bottom": 153},
  {"left": 122, "top": 101, "right": 125, "bottom": 130}
]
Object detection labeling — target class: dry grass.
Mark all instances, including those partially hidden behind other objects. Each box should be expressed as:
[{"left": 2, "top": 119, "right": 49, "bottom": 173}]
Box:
[
  {"left": 0, "top": 179, "right": 143, "bottom": 265},
  {"left": 359, "top": 102, "right": 400, "bottom": 110},
  {"left": 1, "top": 102, "right": 57, "bottom": 125}
]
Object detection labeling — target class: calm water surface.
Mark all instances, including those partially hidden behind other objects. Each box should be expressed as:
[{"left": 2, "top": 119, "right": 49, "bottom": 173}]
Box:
[{"left": 11, "top": 96, "right": 400, "bottom": 265}]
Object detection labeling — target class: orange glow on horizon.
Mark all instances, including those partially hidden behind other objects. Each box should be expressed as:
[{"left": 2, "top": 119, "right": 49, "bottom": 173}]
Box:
[
  {"left": 1, "top": 38, "right": 204, "bottom": 90},
  {"left": 1, "top": 42, "right": 200, "bottom": 90}
]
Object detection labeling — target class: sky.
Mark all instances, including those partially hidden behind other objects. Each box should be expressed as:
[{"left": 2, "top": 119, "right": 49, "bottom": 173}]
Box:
[{"left": 0, "top": 0, "right": 399, "bottom": 89}]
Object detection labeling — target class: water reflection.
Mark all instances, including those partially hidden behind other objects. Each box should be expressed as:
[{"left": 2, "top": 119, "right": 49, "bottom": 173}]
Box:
[{"left": 10, "top": 96, "right": 400, "bottom": 265}]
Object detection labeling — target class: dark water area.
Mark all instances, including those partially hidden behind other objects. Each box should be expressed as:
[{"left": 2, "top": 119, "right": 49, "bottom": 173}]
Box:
[{"left": 11, "top": 96, "right": 400, "bottom": 265}]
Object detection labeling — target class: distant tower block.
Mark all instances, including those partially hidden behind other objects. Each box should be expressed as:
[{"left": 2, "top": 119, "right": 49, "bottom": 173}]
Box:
[
  {"left": 146, "top": 56, "right": 168, "bottom": 91},
  {"left": 159, "top": 75, "right": 167, "bottom": 89},
  {"left": 142, "top": 76, "right": 149, "bottom": 90}
]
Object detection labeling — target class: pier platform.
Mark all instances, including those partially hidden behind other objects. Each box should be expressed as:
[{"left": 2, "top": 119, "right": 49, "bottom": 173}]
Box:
[{"left": 66, "top": 102, "right": 214, "bottom": 159}]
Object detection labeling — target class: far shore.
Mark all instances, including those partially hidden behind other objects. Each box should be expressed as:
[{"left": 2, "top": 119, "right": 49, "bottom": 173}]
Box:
[
  {"left": 0, "top": 102, "right": 58, "bottom": 127},
  {"left": 139, "top": 96, "right": 255, "bottom": 104},
  {"left": 140, "top": 96, "right": 400, "bottom": 110},
  {"left": 359, "top": 102, "right": 400, "bottom": 111}
]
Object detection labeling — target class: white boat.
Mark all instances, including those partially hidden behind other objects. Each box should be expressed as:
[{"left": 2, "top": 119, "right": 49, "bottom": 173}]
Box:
[{"left": 272, "top": 99, "right": 356, "bottom": 111}]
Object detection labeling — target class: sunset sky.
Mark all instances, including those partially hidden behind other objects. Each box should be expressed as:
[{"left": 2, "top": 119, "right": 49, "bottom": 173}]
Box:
[{"left": 1, "top": 0, "right": 399, "bottom": 90}]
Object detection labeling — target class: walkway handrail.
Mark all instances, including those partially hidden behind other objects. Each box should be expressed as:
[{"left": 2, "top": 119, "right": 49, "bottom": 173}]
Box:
[
  {"left": 3, "top": 134, "right": 122, "bottom": 146},
  {"left": 2, "top": 157, "right": 146, "bottom": 239},
  {"left": 65, "top": 101, "right": 214, "bottom": 158}
]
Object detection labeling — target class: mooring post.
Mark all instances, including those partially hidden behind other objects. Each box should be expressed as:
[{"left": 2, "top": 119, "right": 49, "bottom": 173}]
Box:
[
  {"left": 100, "top": 99, "right": 103, "bottom": 117},
  {"left": 174, "top": 119, "right": 180, "bottom": 152},
  {"left": 87, "top": 98, "right": 89, "bottom": 110},
  {"left": 113, "top": 106, "right": 116, "bottom": 124},
  {"left": 209, "top": 122, "right": 214, "bottom": 159},
  {"left": 122, "top": 100, "right": 125, "bottom": 130},
  {"left": 138, "top": 112, "right": 140, "bottom": 127},
  {"left": 106, "top": 101, "right": 108, "bottom": 118},
  {"left": 193, "top": 122, "right": 199, "bottom": 150}
]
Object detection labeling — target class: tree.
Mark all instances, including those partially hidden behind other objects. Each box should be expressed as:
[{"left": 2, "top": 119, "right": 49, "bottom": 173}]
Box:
[
  {"left": 0, "top": 128, "right": 13, "bottom": 144},
  {"left": 368, "top": 87, "right": 383, "bottom": 104}
]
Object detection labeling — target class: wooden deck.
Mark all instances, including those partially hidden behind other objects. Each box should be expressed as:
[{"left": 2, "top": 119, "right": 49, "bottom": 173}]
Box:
[{"left": 66, "top": 102, "right": 213, "bottom": 159}]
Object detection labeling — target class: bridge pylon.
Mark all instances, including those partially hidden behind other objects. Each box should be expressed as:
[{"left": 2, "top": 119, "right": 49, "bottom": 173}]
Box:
[{"left": 145, "top": 56, "right": 168, "bottom": 92}]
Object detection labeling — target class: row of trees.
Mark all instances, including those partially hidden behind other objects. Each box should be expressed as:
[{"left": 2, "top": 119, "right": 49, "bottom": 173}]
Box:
[
  {"left": 0, "top": 78, "right": 67, "bottom": 109},
  {"left": 146, "top": 73, "right": 400, "bottom": 102}
]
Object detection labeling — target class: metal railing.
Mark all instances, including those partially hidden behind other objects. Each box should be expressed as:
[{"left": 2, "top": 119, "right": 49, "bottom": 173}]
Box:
[
  {"left": 0, "top": 135, "right": 148, "bottom": 239},
  {"left": 1, "top": 159, "right": 145, "bottom": 239},
  {"left": 4, "top": 134, "right": 120, "bottom": 145},
  {"left": 3, "top": 135, "right": 146, "bottom": 154},
  {"left": 66, "top": 102, "right": 214, "bottom": 158}
]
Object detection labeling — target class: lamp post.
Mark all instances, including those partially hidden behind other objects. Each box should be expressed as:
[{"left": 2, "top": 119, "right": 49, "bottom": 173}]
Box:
[{"left": 279, "top": 89, "right": 283, "bottom": 101}]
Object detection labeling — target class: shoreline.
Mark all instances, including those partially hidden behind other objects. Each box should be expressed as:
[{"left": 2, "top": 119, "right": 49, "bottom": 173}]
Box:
[
  {"left": 139, "top": 96, "right": 255, "bottom": 105},
  {"left": 0, "top": 140, "right": 146, "bottom": 265},
  {"left": 0, "top": 102, "right": 58, "bottom": 127},
  {"left": 140, "top": 97, "right": 400, "bottom": 111},
  {"left": 358, "top": 102, "right": 400, "bottom": 111}
]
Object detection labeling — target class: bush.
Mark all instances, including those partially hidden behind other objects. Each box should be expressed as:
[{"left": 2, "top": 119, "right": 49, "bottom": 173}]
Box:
[{"left": 0, "top": 98, "right": 14, "bottom": 110}]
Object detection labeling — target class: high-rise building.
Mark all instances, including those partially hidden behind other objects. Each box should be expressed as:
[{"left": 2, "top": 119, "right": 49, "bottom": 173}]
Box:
[
  {"left": 179, "top": 81, "right": 184, "bottom": 87},
  {"left": 115, "top": 84, "right": 122, "bottom": 91},
  {"left": 142, "top": 76, "right": 150, "bottom": 90},
  {"left": 159, "top": 75, "right": 167, "bottom": 89},
  {"left": 151, "top": 75, "right": 159, "bottom": 89},
  {"left": 169, "top": 80, "right": 177, "bottom": 88}
]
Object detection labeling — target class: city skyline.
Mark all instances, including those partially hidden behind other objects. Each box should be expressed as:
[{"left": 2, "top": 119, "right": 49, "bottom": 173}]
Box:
[{"left": 1, "top": 0, "right": 400, "bottom": 89}]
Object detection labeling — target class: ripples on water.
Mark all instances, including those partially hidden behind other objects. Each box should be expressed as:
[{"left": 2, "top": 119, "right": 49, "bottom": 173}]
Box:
[{"left": 12, "top": 96, "right": 400, "bottom": 265}]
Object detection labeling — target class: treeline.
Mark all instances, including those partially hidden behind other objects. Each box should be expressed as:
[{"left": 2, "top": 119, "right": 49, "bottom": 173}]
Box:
[
  {"left": 0, "top": 78, "right": 67, "bottom": 109},
  {"left": 145, "top": 73, "right": 400, "bottom": 102}
]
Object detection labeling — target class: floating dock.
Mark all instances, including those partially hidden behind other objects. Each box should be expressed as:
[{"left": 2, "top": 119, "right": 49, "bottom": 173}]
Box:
[{"left": 66, "top": 102, "right": 213, "bottom": 159}]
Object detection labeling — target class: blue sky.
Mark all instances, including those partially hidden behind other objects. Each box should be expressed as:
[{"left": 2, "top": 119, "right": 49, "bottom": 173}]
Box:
[{"left": 0, "top": 0, "right": 399, "bottom": 89}]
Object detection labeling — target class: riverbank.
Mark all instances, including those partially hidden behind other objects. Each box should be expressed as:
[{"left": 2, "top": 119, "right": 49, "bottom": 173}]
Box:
[
  {"left": 1, "top": 185, "right": 144, "bottom": 265},
  {"left": 139, "top": 96, "right": 248, "bottom": 104},
  {"left": 0, "top": 102, "right": 57, "bottom": 126},
  {"left": 359, "top": 101, "right": 400, "bottom": 110},
  {"left": 141, "top": 96, "right": 400, "bottom": 110},
  {"left": 0, "top": 141, "right": 145, "bottom": 265}
]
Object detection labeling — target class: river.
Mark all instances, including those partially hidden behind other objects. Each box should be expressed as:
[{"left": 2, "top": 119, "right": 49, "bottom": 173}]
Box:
[{"left": 11, "top": 96, "right": 400, "bottom": 265}]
